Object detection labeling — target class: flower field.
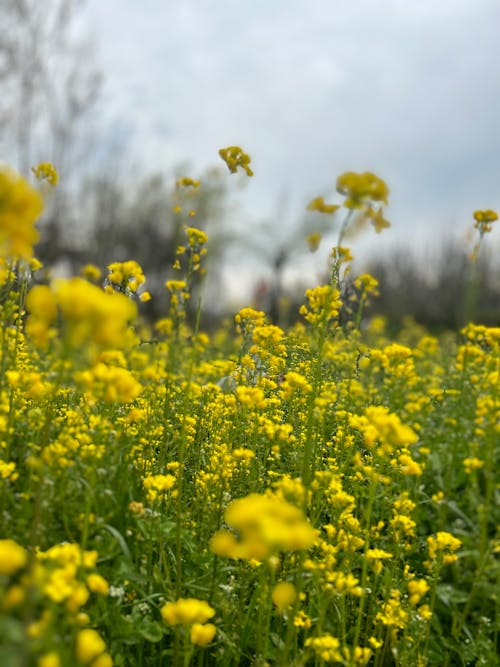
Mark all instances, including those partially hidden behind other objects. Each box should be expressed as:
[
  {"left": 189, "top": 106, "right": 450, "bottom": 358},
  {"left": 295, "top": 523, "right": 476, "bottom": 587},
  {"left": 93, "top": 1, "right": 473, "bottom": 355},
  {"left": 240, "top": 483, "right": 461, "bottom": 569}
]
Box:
[{"left": 0, "top": 155, "right": 499, "bottom": 666}]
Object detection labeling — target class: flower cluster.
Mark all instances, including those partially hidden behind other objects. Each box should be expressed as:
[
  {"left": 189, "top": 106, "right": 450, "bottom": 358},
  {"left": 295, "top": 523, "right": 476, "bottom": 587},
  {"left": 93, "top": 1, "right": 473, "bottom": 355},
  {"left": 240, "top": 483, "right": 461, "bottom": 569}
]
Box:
[{"left": 218, "top": 145, "right": 253, "bottom": 176}]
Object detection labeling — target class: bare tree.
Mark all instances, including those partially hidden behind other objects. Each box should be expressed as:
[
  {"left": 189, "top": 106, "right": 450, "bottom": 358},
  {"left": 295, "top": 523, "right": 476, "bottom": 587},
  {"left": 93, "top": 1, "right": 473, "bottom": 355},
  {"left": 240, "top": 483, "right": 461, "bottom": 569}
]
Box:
[{"left": 0, "top": 0, "right": 101, "bottom": 176}]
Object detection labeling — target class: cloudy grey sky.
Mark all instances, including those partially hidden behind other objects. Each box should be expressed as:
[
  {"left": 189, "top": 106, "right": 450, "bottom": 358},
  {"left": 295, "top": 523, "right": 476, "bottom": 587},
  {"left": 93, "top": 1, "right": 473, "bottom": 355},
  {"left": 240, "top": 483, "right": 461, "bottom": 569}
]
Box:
[{"left": 83, "top": 0, "right": 500, "bottom": 263}]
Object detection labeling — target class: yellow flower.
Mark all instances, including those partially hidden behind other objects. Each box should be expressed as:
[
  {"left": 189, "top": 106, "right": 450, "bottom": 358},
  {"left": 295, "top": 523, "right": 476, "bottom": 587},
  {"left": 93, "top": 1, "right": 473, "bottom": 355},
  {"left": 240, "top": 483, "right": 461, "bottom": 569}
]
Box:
[
  {"left": 160, "top": 598, "right": 215, "bottom": 625},
  {"left": 306, "top": 232, "right": 322, "bottom": 251},
  {"left": 407, "top": 579, "right": 430, "bottom": 606},
  {"left": 307, "top": 196, "right": 339, "bottom": 214},
  {"left": 87, "top": 573, "right": 109, "bottom": 595},
  {"left": 300, "top": 284, "right": 342, "bottom": 327},
  {"left": 473, "top": 208, "right": 498, "bottom": 234},
  {"left": 176, "top": 177, "right": 200, "bottom": 189},
  {"left": 376, "top": 590, "right": 408, "bottom": 630},
  {"left": 75, "top": 628, "right": 107, "bottom": 664},
  {"left": 32, "top": 162, "right": 59, "bottom": 186},
  {"left": 82, "top": 264, "right": 102, "bottom": 282},
  {"left": 219, "top": 146, "right": 253, "bottom": 176},
  {"left": 272, "top": 582, "right": 297, "bottom": 612},
  {"left": 305, "top": 635, "right": 342, "bottom": 662},
  {"left": 336, "top": 171, "right": 389, "bottom": 208},
  {"left": 143, "top": 473, "right": 176, "bottom": 503},
  {"left": 427, "top": 531, "right": 461, "bottom": 565},
  {"left": 211, "top": 492, "right": 318, "bottom": 560},
  {"left": 463, "top": 457, "right": 484, "bottom": 474},
  {"left": 190, "top": 623, "right": 216, "bottom": 646},
  {"left": 366, "top": 548, "right": 393, "bottom": 574},
  {"left": 186, "top": 227, "right": 208, "bottom": 247},
  {"left": 38, "top": 652, "right": 60, "bottom": 667},
  {"left": 0, "top": 165, "right": 43, "bottom": 259},
  {"left": 0, "top": 539, "right": 27, "bottom": 575}
]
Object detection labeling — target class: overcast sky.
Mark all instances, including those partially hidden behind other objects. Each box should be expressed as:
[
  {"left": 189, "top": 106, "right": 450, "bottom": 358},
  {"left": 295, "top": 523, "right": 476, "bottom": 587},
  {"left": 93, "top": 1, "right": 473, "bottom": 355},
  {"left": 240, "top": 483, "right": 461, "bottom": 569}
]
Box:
[{"left": 83, "top": 0, "right": 500, "bottom": 266}]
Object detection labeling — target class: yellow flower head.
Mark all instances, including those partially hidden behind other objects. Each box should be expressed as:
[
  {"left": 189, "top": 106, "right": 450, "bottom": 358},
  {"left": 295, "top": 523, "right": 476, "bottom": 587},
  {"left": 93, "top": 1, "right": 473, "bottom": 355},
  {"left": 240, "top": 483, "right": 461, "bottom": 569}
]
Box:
[
  {"left": 210, "top": 492, "right": 318, "bottom": 560},
  {"left": 176, "top": 176, "right": 201, "bottom": 189},
  {"left": 219, "top": 145, "right": 253, "bottom": 176},
  {"left": 190, "top": 622, "right": 216, "bottom": 646},
  {"left": 75, "top": 628, "right": 107, "bottom": 664},
  {"left": 0, "top": 165, "right": 43, "bottom": 259},
  {"left": 473, "top": 208, "right": 498, "bottom": 235},
  {"left": 161, "top": 598, "right": 215, "bottom": 625},
  {"left": 307, "top": 196, "right": 340, "bottom": 215},
  {"left": 32, "top": 162, "right": 59, "bottom": 186},
  {"left": 336, "top": 171, "right": 389, "bottom": 208},
  {"left": 0, "top": 539, "right": 28, "bottom": 575},
  {"left": 272, "top": 582, "right": 297, "bottom": 612}
]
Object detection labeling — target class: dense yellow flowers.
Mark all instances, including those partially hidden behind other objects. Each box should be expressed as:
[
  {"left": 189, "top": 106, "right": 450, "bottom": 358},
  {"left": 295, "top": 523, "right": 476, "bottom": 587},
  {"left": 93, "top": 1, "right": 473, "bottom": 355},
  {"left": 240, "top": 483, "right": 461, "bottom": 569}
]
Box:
[
  {"left": 26, "top": 278, "right": 137, "bottom": 350},
  {"left": 299, "top": 284, "right": 342, "bottom": 327},
  {"left": 427, "top": 531, "right": 462, "bottom": 565},
  {"left": 1, "top": 153, "right": 498, "bottom": 666}
]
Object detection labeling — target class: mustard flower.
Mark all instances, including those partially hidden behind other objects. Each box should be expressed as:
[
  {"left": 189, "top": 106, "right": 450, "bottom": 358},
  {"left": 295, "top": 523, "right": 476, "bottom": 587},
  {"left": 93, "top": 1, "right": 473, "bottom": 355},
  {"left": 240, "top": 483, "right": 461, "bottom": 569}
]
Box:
[
  {"left": 272, "top": 581, "right": 297, "bottom": 612},
  {"left": 190, "top": 623, "right": 216, "bottom": 646},
  {"left": 336, "top": 171, "right": 389, "bottom": 208},
  {"left": 75, "top": 628, "right": 108, "bottom": 664},
  {"left": 32, "top": 162, "right": 59, "bottom": 186},
  {"left": 307, "top": 196, "right": 339, "bottom": 214},
  {"left": 219, "top": 146, "right": 253, "bottom": 176},
  {"left": 300, "top": 284, "right": 342, "bottom": 327},
  {"left": 210, "top": 492, "right": 318, "bottom": 560},
  {"left": 306, "top": 232, "right": 322, "bottom": 251},
  {"left": 160, "top": 598, "right": 215, "bottom": 625},
  {"left": 0, "top": 539, "right": 27, "bottom": 575},
  {"left": 427, "top": 531, "right": 462, "bottom": 565},
  {"left": 0, "top": 165, "right": 43, "bottom": 259},
  {"left": 305, "top": 635, "right": 342, "bottom": 662},
  {"left": 473, "top": 208, "right": 498, "bottom": 235},
  {"left": 176, "top": 176, "right": 200, "bottom": 189},
  {"left": 37, "top": 652, "right": 61, "bottom": 667}
]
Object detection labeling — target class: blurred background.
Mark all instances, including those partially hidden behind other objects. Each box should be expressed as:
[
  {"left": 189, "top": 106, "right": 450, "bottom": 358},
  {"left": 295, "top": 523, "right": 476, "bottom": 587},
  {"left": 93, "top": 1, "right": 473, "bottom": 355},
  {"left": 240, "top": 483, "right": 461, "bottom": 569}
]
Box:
[{"left": 2, "top": 0, "right": 500, "bottom": 329}]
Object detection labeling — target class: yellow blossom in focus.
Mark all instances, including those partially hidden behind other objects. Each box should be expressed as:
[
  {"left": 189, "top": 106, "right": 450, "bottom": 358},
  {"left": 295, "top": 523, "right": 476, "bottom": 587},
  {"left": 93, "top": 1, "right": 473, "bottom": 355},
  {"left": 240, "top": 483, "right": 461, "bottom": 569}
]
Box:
[
  {"left": 408, "top": 578, "right": 430, "bottom": 605},
  {"left": 427, "top": 531, "right": 461, "bottom": 565},
  {"left": 143, "top": 473, "right": 176, "bottom": 503},
  {"left": 219, "top": 145, "right": 253, "bottom": 176},
  {"left": 186, "top": 226, "right": 208, "bottom": 247},
  {"left": 300, "top": 284, "right": 342, "bottom": 327}
]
